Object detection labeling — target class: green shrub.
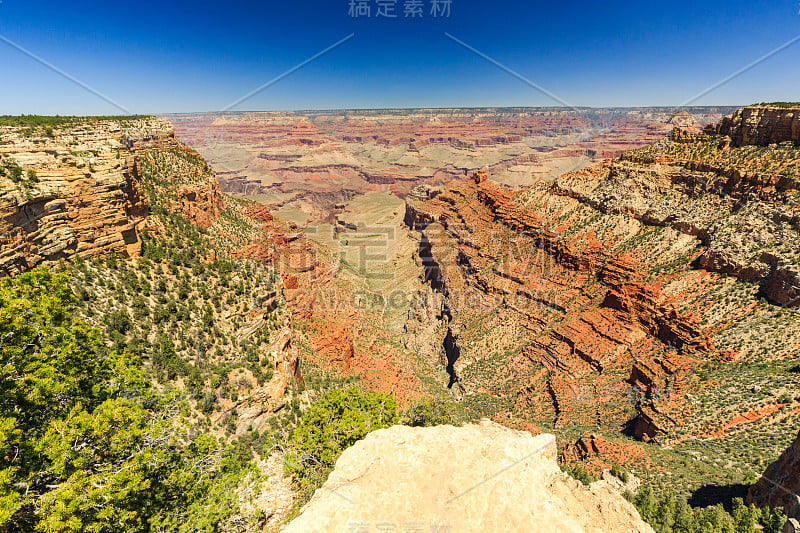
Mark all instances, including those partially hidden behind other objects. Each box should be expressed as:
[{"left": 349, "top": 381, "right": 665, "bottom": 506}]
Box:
[
  {"left": 630, "top": 485, "right": 785, "bottom": 533},
  {"left": 284, "top": 387, "right": 398, "bottom": 507},
  {"left": 562, "top": 464, "right": 598, "bottom": 486},
  {"left": 403, "top": 397, "right": 465, "bottom": 427},
  {"left": 0, "top": 266, "right": 260, "bottom": 531},
  {"left": 611, "top": 463, "right": 631, "bottom": 484}
]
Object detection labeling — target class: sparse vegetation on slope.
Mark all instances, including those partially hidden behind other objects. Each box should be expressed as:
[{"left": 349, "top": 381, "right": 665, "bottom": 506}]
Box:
[{"left": 0, "top": 267, "right": 266, "bottom": 532}]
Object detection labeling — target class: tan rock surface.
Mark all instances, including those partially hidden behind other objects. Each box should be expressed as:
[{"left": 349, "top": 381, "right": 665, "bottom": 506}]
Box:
[
  {"left": 283, "top": 420, "right": 653, "bottom": 533},
  {"left": 706, "top": 105, "right": 800, "bottom": 146},
  {"left": 0, "top": 118, "right": 229, "bottom": 276},
  {"left": 0, "top": 118, "right": 170, "bottom": 275}
]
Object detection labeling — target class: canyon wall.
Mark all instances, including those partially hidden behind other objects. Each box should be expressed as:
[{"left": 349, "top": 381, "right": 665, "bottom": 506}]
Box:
[
  {"left": 747, "top": 430, "right": 800, "bottom": 520},
  {"left": 401, "top": 105, "right": 800, "bottom": 446},
  {"left": 404, "top": 172, "right": 708, "bottom": 441},
  {"left": 0, "top": 118, "right": 225, "bottom": 276},
  {"left": 705, "top": 104, "right": 800, "bottom": 146}
]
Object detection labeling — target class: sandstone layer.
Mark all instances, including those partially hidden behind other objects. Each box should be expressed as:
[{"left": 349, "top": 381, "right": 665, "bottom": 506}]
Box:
[
  {"left": 0, "top": 118, "right": 225, "bottom": 275},
  {"left": 283, "top": 420, "right": 653, "bottom": 533},
  {"left": 402, "top": 106, "right": 800, "bottom": 452},
  {"left": 168, "top": 107, "right": 732, "bottom": 220}
]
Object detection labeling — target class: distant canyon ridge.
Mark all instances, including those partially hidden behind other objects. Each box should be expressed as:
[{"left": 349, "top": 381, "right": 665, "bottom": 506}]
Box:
[{"left": 166, "top": 107, "right": 735, "bottom": 225}]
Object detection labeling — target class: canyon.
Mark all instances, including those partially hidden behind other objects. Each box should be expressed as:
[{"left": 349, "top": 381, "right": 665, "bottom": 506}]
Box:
[
  {"left": 1, "top": 105, "right": 799, "bottom": 530},
  {"left": 220, "top": 105, "right": 800, "bottom": 506},
  {"left": 168, "top": 107, "right": 734, "bottom": 224}
]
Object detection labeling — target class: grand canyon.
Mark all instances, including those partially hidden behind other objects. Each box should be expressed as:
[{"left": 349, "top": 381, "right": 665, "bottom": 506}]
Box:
[{"left": 1, "top": 102, "right": 799, "bottom": 532}]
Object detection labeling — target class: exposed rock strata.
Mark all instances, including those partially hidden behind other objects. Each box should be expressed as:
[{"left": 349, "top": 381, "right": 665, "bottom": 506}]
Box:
[
  {"left": 706, "top": 105, "right": 800, "bottom": 146},
  {"left": 404, "top": 176, "right": 708, "bottom": 440},
  {"left": 0, "top": 118, "right": 219, "bottom": 275},
  {"left": 401, "top": 105, "right": 800, "bottom": 446}
]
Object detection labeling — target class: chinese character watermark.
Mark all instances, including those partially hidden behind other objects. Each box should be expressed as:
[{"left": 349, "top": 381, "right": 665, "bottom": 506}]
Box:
[
  {"left": 346, "top": 520, "right": 451, "bottom": 532},
  {"left": 376, "top": 0, "right": 398, "bottom": 18},
  {"left": 404, "top": 0, "right": 424, "bottom": 18},
  {"left": 348, "top": 0, "right": 371, "bottom": 18},
  {"left": 348, "top": 0, "right": 452, "bottom": 18},
  {"left": 430, "top": 0, "right": 452, "bottom": 17}
]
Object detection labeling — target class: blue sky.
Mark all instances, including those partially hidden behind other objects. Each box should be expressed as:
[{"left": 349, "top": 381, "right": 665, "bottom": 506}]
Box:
[{"left": 0, "top": 0, "right": 798, "bottom": 114}]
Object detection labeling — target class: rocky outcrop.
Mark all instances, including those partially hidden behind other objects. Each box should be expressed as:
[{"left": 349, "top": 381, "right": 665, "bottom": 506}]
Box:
[
  {"left": 401, "top": 103, "right": 800, "bottom": 444},
  {"left": 283, "top": 420, "right": 654, "bottom": 533},
  {"left": 0, "top": 118, "right": 173, "bottom": 276},
  {"left": 404, "top": 176, "right": 708, "bottom": 441},
  {"left": 747, "top": 430, "right": 800, "bottom": 520},
  {"left": 706, "top": 105, "right": 800, "bottom": 146},
  {"left": 174, "top": 173, "right": 225, "bottom": 229},
  {"left": 549, "top": 133, "right": 800, "bottom": 307},
  {"left": 233, "top": 326, "right": 303, "bottom": 434}
]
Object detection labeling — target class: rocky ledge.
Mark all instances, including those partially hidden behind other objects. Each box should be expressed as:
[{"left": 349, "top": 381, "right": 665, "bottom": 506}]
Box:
[
  {"left": 283, "top": 420, "right": 653, "bottom": 533},
  {"left": 0, "top": 117, "right": 224, "bottom": 275}
]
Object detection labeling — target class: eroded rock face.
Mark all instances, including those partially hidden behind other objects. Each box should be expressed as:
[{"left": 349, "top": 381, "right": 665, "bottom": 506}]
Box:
[
  {"left": 747, "top": 430, "right": 800, "bottom": 520},
  {"left": 404, "top": 176, "right": 709, "bottom": 441},
  {"left": 706, "top": 105, "right": 800, "bottom": 146},
  {"left": 400, "top": 105, "right": 800, "bottom": 445},
  {"left": 283, "top": 420, "right": 653, "bottom": 533},
  {"left": 0, "top": 119, "right": 168, "bottom": 275},
  {"left": 0, "top": 119, "right": 229, "bottom": 276},
  {"left": 174, "top": 175, "right": 225, "bottom": 229}
]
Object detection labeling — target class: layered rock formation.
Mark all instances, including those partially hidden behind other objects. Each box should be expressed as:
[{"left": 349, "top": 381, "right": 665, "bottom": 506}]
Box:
[
  {"left": 402, "top": 106, "right": 800, "bottom": 447},
  {"left": 706, "top": 104, "right": 800, "bottom": 146},
  {"left": 0, "top": 118, "right": 174, "bottom": 275},
  {"left": 283, "top": 420, "right": 653, "bottom": 533},
  {"left": 168, "top": 107, "right": 732, "bottom": 218},
  {"left": 404, "top": 173, "right": 707, "bottom": 440},
  {"left": 747, "top": 430, "right": 800, "bottom": 520},
  {"left": 174, "top": 172, "right": 225, "bottom": 229}
]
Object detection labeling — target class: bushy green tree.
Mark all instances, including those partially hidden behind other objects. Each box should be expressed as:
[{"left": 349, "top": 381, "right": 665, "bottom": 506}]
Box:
[
  {"left": 403, "top": 397, "right": 464, "bottom": 427},
  {"left": 631, "top": 484, "right": 784, "bottom": 533},
  {"left": 284, "top": 387, "right": 398, "bottom": 507},
  {"left": 0, "top": 267, "right": 258, "bottom": 532}
]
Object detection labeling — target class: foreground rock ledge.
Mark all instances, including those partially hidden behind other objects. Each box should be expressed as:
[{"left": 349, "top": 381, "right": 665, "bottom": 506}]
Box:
[{"left": 283, "top": 420, "right": 653, "bottom": 533}]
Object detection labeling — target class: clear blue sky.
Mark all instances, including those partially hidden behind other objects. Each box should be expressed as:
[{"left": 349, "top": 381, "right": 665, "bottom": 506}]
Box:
[{"left": 0, "top": 0, "right": 798, "bottom": 114}]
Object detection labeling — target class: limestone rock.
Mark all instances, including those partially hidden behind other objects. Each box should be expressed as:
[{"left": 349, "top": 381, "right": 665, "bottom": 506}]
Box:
[
  {"left": 283, "top": 421, "right": 653, "bottom": 533},
  {"left": 0, "top": 118, "right": 228, "bottom": 277},
  {"left": 0, "top": 119, "right": 169, "bottom": 275}
]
